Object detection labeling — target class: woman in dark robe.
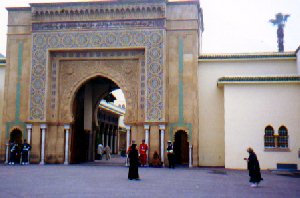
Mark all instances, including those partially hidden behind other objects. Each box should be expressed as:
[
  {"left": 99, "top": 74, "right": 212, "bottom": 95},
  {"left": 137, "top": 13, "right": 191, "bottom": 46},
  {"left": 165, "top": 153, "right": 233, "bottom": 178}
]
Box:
[
  {"left": 128, "top": 144, "right": 140, "bottom": 180},
  {"left": 245, "top": 147, "right": 263, "bottom": 187}
]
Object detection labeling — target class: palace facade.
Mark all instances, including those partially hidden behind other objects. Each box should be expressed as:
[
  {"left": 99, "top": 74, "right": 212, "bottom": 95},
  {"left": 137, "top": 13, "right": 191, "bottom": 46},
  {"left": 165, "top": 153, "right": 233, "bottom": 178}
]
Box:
[{"left": 0, "top": 0, "right": 299, "bottom": 169}]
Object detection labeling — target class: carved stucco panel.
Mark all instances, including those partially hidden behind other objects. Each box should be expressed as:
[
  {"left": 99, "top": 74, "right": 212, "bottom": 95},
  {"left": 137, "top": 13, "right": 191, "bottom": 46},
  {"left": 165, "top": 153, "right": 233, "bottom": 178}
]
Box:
[{"left": 58, "top": 60, "right": 138, "bottom": 123}]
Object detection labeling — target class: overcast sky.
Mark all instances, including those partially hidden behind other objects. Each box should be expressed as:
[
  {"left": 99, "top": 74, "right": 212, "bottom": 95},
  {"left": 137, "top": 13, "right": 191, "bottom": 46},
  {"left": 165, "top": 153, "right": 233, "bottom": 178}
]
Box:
[{"left": 0, "top": 0, "right": 299, "bottom": 56}]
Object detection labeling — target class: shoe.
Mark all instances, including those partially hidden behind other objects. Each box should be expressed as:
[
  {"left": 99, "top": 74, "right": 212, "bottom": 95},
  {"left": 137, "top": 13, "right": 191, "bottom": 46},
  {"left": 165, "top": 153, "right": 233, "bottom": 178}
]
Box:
[
  {"left": 12, "top": 162, "right": 14, "bottom": 165},
  {"left": 251, "top": 184, "right": 257, "bottom": 188},
  {"left": 22, "top": 162, "right": 25, "bottom": 165},
  {"left": 8, "top": 162, "right": 11, "bottom": 165}
]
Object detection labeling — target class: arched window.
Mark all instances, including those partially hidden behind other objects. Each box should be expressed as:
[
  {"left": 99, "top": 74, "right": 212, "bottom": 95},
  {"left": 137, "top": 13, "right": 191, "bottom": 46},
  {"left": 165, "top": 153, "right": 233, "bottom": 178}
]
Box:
[
  {"left": 264, "top": 126, "right": 275, "bottom": 148},
  {"left": 278, "top": 126, "right": 288, "bottom": 148}
]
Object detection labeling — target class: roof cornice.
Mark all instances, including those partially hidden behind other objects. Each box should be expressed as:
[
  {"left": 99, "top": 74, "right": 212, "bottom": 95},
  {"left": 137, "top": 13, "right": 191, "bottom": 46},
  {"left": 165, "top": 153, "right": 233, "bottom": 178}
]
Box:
[
  {"left": 199, "top": 52, "right": 296, "bottom": 62},
  {"left": 217, "top": 75, "right": 300, "bottom": 87}
]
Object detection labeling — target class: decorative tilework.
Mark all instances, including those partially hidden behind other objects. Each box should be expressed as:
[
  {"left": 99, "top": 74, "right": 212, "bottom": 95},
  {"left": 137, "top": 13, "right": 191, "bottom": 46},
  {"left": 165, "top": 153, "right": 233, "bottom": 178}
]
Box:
[
  {"left": 50, "top": 50, "right": 146, "bottom": 118},
  {"left": 30, "top": 30, "right": 164, "bottom": 122},
  {"left": 32, "top": 20, "right": 165, "bottom": 32}
]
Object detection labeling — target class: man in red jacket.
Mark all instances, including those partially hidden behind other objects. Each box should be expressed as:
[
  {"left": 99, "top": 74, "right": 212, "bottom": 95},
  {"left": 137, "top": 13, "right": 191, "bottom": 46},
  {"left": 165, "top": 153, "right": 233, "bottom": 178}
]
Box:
[{"left": 139, "top": 139, "right": 148, "bottom": 166}]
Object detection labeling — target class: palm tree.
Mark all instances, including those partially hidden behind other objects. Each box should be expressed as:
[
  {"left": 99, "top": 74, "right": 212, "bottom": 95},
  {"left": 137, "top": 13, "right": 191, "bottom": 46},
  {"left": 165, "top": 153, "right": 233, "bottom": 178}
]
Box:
[{"left": 269, "top": 13, "right": 290, "bottom": 52}]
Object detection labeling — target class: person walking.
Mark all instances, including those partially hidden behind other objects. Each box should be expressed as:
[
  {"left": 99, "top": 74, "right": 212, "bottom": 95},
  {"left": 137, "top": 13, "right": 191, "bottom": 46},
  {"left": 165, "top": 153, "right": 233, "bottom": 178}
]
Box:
[
  {"left": 139, "top": 139, "right": 148, "bottom": 166},
  {"left": 97, "top": 144, "right": 103, "bottom": 160},
  {"left": 128, "top": 144, "right": 140, "bottom": 180},
  {"left": 104, "top": 145, "right": 111, "bottom": 160},
  {"left": 166, "top": 141, "right": 175, "bottom": 168},
  {"left": 244, "top": 147, "right": 263, "bottom": 187},
  {"left": 21, "top": 139, "right": 31, "bottom": 165}
]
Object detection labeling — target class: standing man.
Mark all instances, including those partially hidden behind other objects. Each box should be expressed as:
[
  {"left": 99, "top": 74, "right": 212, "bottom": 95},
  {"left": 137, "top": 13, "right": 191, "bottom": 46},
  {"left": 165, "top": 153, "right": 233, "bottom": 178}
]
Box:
[
  {"left": 139, "top": 139, "right": 148, "bottom": 166},
  {"left": 21, "top": 139, "right": 31, "bottom": 165},
  {"left": 166, "top": 141, "right": 175, "bottom": 168},
  {"left": 9, "top": 141, "right": 17, "bottom": 165}
]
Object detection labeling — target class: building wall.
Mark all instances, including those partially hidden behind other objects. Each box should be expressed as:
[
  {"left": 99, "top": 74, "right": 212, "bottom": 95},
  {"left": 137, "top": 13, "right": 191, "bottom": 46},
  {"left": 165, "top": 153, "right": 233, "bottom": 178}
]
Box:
[
  {"left": 0, "top": 65, "right": 5, "bottom": 153},
  {"left": 166, "top": 2, "right": 200, "bottom": 166},
  {"left": 0, "top": 9, "right": 32, "bottom": 161},
  {"left": 224, "top": 84, "right": 300, "bottom": 169},
  {"left": 198, "top": 58, "right": 297, "bottom": 166}
]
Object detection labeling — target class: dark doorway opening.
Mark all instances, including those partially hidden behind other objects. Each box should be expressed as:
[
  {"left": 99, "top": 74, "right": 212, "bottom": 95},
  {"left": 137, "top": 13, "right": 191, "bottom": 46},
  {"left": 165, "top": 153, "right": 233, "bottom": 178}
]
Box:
[
  {"left": 70, "top": 76, "right": 120, "bottom": 164},
  {"left": 10, "top": 128, "right": 23, "bottom": 163},
  {"left": 10, "top": 129, "right": 23, "bottom": 144},
  {"left": 174, "top": 130, "right": 189, "bottom": 165}
]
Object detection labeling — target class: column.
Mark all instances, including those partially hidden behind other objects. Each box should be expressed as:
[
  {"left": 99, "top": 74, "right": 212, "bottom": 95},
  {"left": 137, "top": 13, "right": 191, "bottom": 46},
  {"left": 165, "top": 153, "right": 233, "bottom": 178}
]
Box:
[
  {"left": 40, "top": 124, "right": 47, "bottom": 165},
  {"left": 110, "top": 126, "right": 113, "bottom": 150},
  {"left": 159, "top": 125, "right": 165, "bottom": 166},
  {"left": 26, "top": 124, "right": 32, "bottom": 144},
  {"left": 189, "top": 144, "right": 193, "bottom": 168},
  {"left": 101, "top": 124, "right": 105, "bottom": 145},
  {"left": 114, "top": 127, "right": 118, "bottom": 154},
  {"left": 26, "top": 124, "right": 32, "bottom": 164},
  {"left": 64, "top": 124, "right": 70, "bottom": 165},
  {"left": 5, "top": 142, "right": 9, "bottom": 164},
  {"left": 125, "top": 125, "right": 131, "bottom": 166},
  {"left": 144, "top": 125, "right": 150, "bottom": 164},
  {"left": 106, "top": 125, "right": 109, "bottom": 147}
]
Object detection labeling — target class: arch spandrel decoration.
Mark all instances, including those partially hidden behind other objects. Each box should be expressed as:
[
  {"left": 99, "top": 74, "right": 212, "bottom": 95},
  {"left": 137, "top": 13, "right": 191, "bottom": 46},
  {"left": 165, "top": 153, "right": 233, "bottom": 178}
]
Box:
[
  {"left": 58, "top": 60, "right": 139, "bottom": 123},
  {"left": 30, "top": 29, "right": 165, "bottom": 122}
]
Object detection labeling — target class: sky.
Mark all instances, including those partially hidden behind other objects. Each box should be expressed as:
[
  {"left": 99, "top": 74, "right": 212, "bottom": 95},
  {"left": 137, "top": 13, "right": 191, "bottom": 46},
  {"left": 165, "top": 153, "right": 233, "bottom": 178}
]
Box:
[{"left": 0, "top": 0, "right": 299, "bottom": 56}]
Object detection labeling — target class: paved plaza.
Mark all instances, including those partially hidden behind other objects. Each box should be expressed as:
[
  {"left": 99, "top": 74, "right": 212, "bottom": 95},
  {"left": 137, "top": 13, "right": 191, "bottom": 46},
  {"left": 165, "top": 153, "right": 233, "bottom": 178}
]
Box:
[{"left": 0, "top": 162, "right": 299, "bottom": 198}]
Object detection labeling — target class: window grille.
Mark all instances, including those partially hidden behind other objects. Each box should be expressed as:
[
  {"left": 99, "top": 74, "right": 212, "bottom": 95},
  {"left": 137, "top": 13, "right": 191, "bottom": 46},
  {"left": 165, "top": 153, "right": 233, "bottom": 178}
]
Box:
[
  {"left": 278, "top": 126, "right": 288, "bottom": 148},
  {"left": 264, "top": 126, "right": 275, "bottom": 148}
]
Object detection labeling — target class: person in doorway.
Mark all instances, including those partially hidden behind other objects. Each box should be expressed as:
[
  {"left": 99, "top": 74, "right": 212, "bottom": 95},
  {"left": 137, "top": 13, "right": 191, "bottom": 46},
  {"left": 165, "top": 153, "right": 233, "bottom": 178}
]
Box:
[
  {"left": 97, "top": 144, "right": 103, "bottom": 160},
  {"left": 21, "top": 139, "right": 31, "bottom": 165},
  {"left": 244, "top": 147, "right": 263, "bottom": 187},
  {"left": 167, "top": 141, "right": 175, "bottom": 168},
  {"left": 128, "top": 144, "right": 140, "bottom": 180},
  {"left": 139, "top": 139, "right": 148, "bottom": 166},
  {"left": 151, "top": 150, "right": 162, "bottom": 167},
  {"left": 104, "top": 145, "right": 111, "bottom": 160},
  {"left": 9, "top": 141, "right": 17, "bottom": 165}
]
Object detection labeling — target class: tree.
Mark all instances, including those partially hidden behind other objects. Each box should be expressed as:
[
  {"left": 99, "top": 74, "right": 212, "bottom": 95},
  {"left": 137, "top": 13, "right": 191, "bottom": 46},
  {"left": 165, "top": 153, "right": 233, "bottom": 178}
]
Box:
[{"left": 269, "top": 13, "right": 290, "bottom": 52}]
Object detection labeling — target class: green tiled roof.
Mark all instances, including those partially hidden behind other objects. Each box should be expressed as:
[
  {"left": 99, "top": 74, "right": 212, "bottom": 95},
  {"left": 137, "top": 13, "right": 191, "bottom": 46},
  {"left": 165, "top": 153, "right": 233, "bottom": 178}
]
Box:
[
  {"left": 199, "top": 52, "right": 296, "bottom": 61},
  {"left": 218, "top": 76, "right": 300, "bottom": 86}
]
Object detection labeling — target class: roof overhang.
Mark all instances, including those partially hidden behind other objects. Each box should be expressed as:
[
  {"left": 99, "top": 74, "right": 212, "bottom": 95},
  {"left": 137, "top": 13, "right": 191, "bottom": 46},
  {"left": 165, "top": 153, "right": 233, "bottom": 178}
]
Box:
[
  {"left": 199, "top": 52, "right": 296, "bottom": 62},
  {"left": 217, "top": 76, "right": 300, "bottom": 87}
]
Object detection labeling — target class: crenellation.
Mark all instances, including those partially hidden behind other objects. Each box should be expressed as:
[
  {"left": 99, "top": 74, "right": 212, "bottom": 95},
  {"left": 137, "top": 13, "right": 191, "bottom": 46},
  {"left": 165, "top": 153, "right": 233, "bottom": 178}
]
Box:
[{"left": 31, "top": 2, "right": 166, "bottom": 22}]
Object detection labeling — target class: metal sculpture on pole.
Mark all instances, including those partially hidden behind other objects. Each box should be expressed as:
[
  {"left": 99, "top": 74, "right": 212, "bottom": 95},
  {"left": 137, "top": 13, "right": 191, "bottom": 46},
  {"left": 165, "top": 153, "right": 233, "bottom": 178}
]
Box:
[{"left": 269, "top": 13, "right": 290, "bottom": 52}]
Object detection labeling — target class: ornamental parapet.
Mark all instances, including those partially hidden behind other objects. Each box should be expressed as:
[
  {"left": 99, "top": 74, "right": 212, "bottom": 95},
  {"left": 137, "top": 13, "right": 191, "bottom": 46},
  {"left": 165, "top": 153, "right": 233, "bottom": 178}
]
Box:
[{"left": 30, "top": 0, "right": 166, "bottom": 22}]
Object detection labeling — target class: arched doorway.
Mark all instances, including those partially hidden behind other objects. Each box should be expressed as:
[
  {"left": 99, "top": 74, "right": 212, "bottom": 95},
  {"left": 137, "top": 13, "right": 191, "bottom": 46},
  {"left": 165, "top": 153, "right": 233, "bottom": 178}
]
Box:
[
  {"left": 70, "top": 76, "right": 124, "bottom": 164},
  {"left": 10, "top": 128, "right": 23, "bottom": 144},
  {"left": 10, "top": 128, "right": 23, "bottom": 163},
  {"left": 174, "top": 130, "right": 189, "bottom": 165}
]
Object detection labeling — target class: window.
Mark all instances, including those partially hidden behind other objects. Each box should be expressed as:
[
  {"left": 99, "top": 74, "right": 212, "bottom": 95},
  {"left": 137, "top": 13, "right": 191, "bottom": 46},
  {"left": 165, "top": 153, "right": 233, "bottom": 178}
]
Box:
[
  {"left": 278, "top": 126, "right": 288, "bottom": 148},
  {"left": 264, "top": 126, "right": 275, "bottom": 148}
]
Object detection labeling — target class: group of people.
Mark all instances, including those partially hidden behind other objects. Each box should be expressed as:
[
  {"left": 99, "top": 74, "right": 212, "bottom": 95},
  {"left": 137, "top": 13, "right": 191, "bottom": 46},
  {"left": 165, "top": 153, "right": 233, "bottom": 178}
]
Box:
[
  {"left": 127, "top": 139, "right": 263, "bottom": 188},
  {"left": 127, "top": 139, "right": 150, "bottom": 180},
  {"left": 8, "top": 139, "right": 31, "bottom": 165},
  {"left": 127, "top": 139, "right": 174, "bottom": 180},
  {"left": 97, "top": 144, "right": 111, "bottom": 160}
]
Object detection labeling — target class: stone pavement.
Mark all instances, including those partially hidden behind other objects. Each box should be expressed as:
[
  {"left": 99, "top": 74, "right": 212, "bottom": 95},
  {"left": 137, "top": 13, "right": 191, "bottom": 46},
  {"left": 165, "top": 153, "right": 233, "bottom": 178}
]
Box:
[{"left": 0, "top": 164, "right": 299, "bottom": 198}]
